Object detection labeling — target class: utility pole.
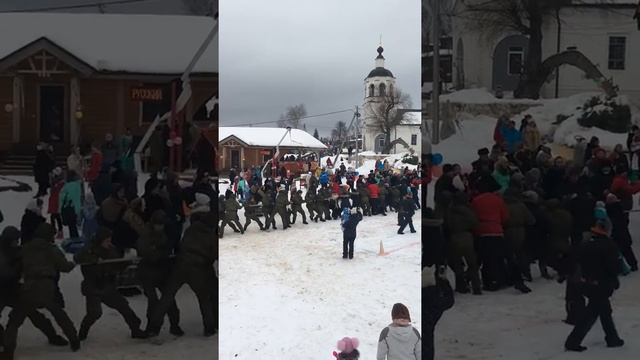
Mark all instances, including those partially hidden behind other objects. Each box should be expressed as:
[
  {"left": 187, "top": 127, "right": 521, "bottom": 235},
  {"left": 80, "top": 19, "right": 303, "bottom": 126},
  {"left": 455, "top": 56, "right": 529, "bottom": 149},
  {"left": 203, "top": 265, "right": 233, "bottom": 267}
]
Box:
[
  {"left": 355, "top": 106, "right": 360, "bottom": 168},
  {"left": 432, "top": 0, "right": 441, "bottom": 145}
]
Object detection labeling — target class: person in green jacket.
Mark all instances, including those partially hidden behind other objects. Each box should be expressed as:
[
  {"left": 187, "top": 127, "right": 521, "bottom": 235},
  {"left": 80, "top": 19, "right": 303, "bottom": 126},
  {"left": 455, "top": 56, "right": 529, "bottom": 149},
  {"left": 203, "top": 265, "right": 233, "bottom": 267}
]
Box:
[
  {"left": 147, "top": 212, "right": 216, "bottom": 337},
  {"left": 137, "top": 211, "right": 182, "bottom": 336},
  {"left": 492, "top": 159, "right": 511, "bottom": 194},
  {"left": 259, "top": 187, "right": 276, "bottom": 230},
  {"left": 305, "top": 186, "right": 319, "bottom": 222},
  {"left": 220, "top": 190, "right": 244, "bottom": 237},
  {"left": 290, "top": 189, "right": 308, "bottom": 225},
  {"left": 318, "top": 185, "right": 332, "bottom": 221},
  {"left": 74, "top": 227, "right": 147, "bottom": 341},
  {"left": 243, "top": 197, "right": 264, "bottom": 231},
  {"left": 59, "top": 170, "right": 83, "bottom": 238},
  {"left": 1, "top": 224, "right": 79, "bottom": 359},
  {"left": 275, "top": 186, "right": 291, "bottom": 230},
  {"left": 445, "top": 192, "right": 482, "bottom": 295}
]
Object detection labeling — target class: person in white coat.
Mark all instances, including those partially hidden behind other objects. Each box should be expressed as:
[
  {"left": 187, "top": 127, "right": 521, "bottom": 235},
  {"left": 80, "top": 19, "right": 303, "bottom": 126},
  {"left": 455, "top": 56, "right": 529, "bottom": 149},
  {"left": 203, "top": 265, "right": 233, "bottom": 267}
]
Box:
[{"left": 376, "top": 303, "right": 421, "bottom": 360}]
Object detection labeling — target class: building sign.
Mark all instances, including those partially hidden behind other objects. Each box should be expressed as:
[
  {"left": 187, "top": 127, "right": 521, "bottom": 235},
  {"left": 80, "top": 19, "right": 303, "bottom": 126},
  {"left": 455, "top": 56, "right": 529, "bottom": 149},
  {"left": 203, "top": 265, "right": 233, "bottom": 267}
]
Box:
[{"left": 130, "top": 87, "right": 163, "bottom": 102}]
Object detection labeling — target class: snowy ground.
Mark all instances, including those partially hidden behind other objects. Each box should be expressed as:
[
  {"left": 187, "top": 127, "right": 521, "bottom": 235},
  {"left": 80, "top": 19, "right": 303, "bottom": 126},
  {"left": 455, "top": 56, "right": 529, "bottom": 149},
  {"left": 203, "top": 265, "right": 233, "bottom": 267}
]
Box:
[
  {"left": 219, "top": 183, "right": 421, "bottom": 359},
  {"left": 0, "top": 176, "right": 217, "bottom": 360},
  {"left": 427, "top": 116, "right": 640, "bottom": 359}
]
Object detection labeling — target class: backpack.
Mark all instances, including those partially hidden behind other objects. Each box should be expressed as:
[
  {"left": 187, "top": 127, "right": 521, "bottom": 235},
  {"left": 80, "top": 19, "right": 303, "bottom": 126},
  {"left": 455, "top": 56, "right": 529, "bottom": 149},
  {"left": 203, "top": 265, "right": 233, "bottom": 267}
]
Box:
[
  {"left": 61, "top": 195, "right": 77, "bottom": 226},
  {"left": 341, "top": 208, "right": 350, "bottom": 231}
]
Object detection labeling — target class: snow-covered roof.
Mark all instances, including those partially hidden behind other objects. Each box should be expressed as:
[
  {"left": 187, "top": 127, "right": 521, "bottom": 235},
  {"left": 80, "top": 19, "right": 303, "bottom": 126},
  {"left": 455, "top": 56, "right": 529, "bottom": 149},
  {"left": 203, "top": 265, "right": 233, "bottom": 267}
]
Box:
[
  {"left": 0, "top": 13, "right": 217, "bottom": 74},
  {"left": 219, "top": 127, "right": 328, "bottom": 149},
  {"left": 401, "top": 113, "right": 422, "bottom": 125}
]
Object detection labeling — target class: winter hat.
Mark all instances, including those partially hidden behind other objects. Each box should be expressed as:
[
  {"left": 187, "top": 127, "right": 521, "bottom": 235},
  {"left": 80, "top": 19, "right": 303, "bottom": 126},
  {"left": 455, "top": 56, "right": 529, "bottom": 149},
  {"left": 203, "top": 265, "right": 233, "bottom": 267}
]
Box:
[
  {"left": 195, "top": 192, "right": 211, "bottom": 206},
  {"left": 521, "top": 191, "right": 539, "bottom": 204},
  {"left": 422, "top": 266, "right": 436, "bottom": 287},
  {"left": 336, "top": 337, "right": 359, "bottom": 354},
  {"left": 391, "top": 303, "right": 411, "bottom": 322},
  {"left": 52, "top": 167, "right": 63, "bottom": 177},
  {"left": 591, "top": 218, "right": 611, "bottom": 237},
  {"left": 606, "top": 193, "right": 620, "bottom": 204},
  {"left": 0, "top": 226, "right": 20, "bottom": 248},
  {"left": 26, "top": 199, "right": 43, "bottom": 216},
  {"left": 92, "top": 227, "right": 113, "bottom": 245},
  {"left": 150, "top": 210, "right": 167, "bottom": 225},
  {"left": 594, "top": 201, "right": 608, "bottom": 220},
  {"left": 477, "top": 148, "right": 490, "bottom": 156},
  {"left": 33, "top": 223, "right": 56, "bottom": 242}
]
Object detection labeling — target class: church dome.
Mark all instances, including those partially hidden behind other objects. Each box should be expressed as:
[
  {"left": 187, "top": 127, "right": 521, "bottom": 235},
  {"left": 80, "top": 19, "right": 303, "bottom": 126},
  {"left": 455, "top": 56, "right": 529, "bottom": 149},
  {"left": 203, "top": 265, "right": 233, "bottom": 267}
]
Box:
[
  {"left": 366, "top": 67, "right": 394, "bottom": 79},
  {"left": 365, "top": 45, "right": 394, "bottom": 79}
]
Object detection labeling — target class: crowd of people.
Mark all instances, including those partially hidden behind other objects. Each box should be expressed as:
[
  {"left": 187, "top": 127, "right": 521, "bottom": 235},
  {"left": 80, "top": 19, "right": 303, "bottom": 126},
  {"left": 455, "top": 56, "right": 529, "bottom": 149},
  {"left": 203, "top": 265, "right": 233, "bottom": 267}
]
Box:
[
  {"left": 1, "top": 135, "right": 217, "bottom": 360},
  {"left": 424, "top": 122, "right": 640, "bottom": 354},
  {"left": 220, "top": 158, "right": 421, "bottom": 259}
]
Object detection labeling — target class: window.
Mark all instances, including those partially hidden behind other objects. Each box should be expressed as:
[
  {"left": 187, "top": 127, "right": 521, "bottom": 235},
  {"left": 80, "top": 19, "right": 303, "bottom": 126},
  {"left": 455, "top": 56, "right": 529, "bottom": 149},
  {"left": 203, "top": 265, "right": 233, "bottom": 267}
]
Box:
[
  {"left": 411, "top": 134, "right": 417, "bottom": 145},
  {"left": 389, "top": 84, "right": 394, "bottom": 94},
  {"left": 369, "top": 84, "right": 375, "bottom": 97},
  {"left": 379, "top": 83, "right": 386, "bottom": 96},
  {"left": 378, "top": 137, "right": 385, "bottom": 148},
  {"left": 608, "top": 36, "right": 626, "bottom": 70},
  {"left": 140, "top": 83, "right": 172, "bottom": 123},
  {"left": 507, "top": 46, "right": 524, "bottom": 76}
]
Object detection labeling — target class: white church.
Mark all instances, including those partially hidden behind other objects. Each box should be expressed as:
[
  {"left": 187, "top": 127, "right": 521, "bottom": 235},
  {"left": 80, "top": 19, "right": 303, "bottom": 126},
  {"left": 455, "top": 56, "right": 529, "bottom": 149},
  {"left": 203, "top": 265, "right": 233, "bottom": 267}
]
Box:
[{"left": 361, "top": 46, "right": 421, "bottom": 155}]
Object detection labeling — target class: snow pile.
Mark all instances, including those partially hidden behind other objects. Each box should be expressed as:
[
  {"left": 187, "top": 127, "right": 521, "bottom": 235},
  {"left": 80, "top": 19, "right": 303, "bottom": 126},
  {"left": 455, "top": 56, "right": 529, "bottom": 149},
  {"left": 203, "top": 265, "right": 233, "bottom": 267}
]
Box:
[
  {"left": 355, "top": 152, "right": 418, "bottom": 174},
  {"left": 0, "top": 13, "right": 217, "bottom": 74},
  {"left": 219, "top": 127, "right": 327, "bottom": 149},
  {"left": 430, "top": 115, "right": 496, "bottom": 172},
  {"left": 206, "top": 97, "right": 217, "bottom": 117},
  {"left": 514, "top": 93, "right": 639, "bottom": 148},
  {"left": 218, "top": 184, "right": 421, "bottom": 359},
  {"left": 440, "top": 88, "right": 541, "bottom": 104}
]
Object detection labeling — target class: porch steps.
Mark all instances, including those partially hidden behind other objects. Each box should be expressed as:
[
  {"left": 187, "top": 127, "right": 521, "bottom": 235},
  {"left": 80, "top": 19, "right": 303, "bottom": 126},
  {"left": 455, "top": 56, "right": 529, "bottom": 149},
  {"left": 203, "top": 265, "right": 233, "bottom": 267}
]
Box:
[{"left": 0, "top": 154, "right": 67, "bottom": 176}]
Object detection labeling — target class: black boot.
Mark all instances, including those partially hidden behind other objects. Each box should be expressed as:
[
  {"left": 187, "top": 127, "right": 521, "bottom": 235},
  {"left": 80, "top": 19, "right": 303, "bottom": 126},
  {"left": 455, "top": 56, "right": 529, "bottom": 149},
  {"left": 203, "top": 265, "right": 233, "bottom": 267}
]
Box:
[
  {"left": 565, "top": 344, "right": 587, "bottom": 352},
  {"left": 455, "top": 275, "right": 470, "bottom": 294},
  {"left": 170, "top": 326, "right": 185, "bottom": 337},
  {"left": 48, "top": 335, "right": 69, "bottom": 346},
  {"left": 131, "top": 328, "right": 148, "bottom": 339},
  {"left": 514, "top": 283, "right": 532, "bottom": 294},
  {"left": 606, "top": 337, "right": 624, "bottom": 348}
]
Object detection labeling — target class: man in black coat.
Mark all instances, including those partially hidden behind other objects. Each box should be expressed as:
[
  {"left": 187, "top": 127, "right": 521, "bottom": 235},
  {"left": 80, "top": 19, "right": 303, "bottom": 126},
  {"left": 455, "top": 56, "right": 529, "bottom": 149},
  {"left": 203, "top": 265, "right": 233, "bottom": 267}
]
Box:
[
  {"left": 398, "top": 193, "right": 417, "bottom": 235},
  {"left": 424, "top": 207, "right": 446, "bottom": 267},
  {"left": 0, "top": 227, "right": 68, "bottom": 350},
  {"left": 342, "top": 209, "right": 363, "bottom": 259},
  {"left": 423, "top": 266, "right": 454, "bottom": 360},
  {"left": 33, "top": 144, "right": 55, "bottom": 198},
  {"left": 565, "top": 221, "right": 624, "bottom": 352}
]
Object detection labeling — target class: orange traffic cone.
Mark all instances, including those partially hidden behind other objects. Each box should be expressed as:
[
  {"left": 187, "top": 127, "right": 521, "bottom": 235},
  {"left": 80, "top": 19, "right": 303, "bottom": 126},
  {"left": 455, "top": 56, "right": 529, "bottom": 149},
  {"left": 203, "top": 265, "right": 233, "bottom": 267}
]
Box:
[{"left": 378, "top": 240, "right": 387, "bottom": 256}]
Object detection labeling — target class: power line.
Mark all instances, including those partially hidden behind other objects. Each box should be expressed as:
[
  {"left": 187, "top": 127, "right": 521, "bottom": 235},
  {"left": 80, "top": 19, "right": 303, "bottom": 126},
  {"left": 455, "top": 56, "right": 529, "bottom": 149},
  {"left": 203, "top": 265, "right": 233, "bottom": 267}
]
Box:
[
  {"left": 0, "top": 0, "right": 152, "bottom": 13},
  {"left": 233, "top": 109, "right": 354, "bottom": 127}
]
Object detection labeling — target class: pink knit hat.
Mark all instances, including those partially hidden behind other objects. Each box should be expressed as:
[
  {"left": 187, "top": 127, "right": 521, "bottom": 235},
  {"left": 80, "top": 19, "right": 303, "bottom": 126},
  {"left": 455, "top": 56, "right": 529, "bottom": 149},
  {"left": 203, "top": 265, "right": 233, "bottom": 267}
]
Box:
[{"left": 337, "top": 337, "right": 359, "bottom": 353}]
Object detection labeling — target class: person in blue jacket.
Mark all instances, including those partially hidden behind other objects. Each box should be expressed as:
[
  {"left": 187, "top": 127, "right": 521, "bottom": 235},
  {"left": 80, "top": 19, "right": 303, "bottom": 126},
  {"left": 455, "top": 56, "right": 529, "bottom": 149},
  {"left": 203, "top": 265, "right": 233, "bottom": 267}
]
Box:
[
  {"left": 59, "top": 170, "right": 83, "bottom": 239},
  {"left": 342, "top": 208, "right": 363, "bottom": 259},
  {"left": 502, "top": 120, "right": 523, "bottom": 154}
]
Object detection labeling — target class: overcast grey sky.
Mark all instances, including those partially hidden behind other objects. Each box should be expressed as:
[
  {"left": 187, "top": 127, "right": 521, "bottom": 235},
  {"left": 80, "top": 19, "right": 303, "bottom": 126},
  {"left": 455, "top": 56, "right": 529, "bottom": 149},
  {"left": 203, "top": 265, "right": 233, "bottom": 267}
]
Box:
[{"left": 220, "top": 0, "right": 421, "bottom": 135}]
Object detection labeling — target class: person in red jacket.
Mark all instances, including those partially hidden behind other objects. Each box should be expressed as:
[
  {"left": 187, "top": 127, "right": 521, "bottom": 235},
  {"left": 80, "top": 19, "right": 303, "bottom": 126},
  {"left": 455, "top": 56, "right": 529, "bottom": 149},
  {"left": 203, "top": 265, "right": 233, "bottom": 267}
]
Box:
[
  {"left": 367, "top": 180, "right": 381, "bottom": 215},
  {"left": 48, "top": 168, "right": 65, "bottom": 239},
  {"left": 610, "top": 168, "right": 640, "bottom": 211},
  {"left": 86, "top": 144, "right": 103, "bottom": 185},
  {"left": 471, "top": 175, "right": 529, "bottom": 293}
]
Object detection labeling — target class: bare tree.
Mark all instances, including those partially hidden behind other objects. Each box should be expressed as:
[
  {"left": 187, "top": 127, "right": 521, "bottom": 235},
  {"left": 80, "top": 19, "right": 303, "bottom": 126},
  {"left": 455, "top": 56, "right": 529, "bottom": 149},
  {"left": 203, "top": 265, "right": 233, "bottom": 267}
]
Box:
[
  {"left": 369, "top": 88, "right": 412, "bottom": 153},
  {"left": 455, "top": 0, "right": 619, "bottom": 99},
  {"left": 277, "top": 104, "right": 307, "bottom": 129},
  {"left": 332, "top": 121, "right": 348, "bottom": 142}
]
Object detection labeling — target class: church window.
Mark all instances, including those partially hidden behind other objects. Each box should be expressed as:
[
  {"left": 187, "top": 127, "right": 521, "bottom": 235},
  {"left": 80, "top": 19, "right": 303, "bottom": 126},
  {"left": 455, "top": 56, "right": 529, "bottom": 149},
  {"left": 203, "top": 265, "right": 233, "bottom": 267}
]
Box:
[
  {"left": 389, "top": 84, "right": 393, "bottom": 94},
  {"left": 411, "top": 134, "right": 417, "bottom": 145},
  {"left": 379, "top": 83, "right": 386, "bottom": 96},
  {"left": 369, "top": 84, "right": 375, "bottom": 97}
]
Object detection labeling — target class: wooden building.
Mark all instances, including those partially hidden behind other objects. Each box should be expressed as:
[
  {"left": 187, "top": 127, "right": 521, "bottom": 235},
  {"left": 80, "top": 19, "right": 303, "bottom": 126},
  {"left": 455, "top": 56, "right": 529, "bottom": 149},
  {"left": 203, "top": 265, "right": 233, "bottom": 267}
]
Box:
[
  {"left": 0, "top": 13, "right": 217, "bottom": 155},
  {"left": 218, "top": 127, "right": 327, "bottom": 172}
]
